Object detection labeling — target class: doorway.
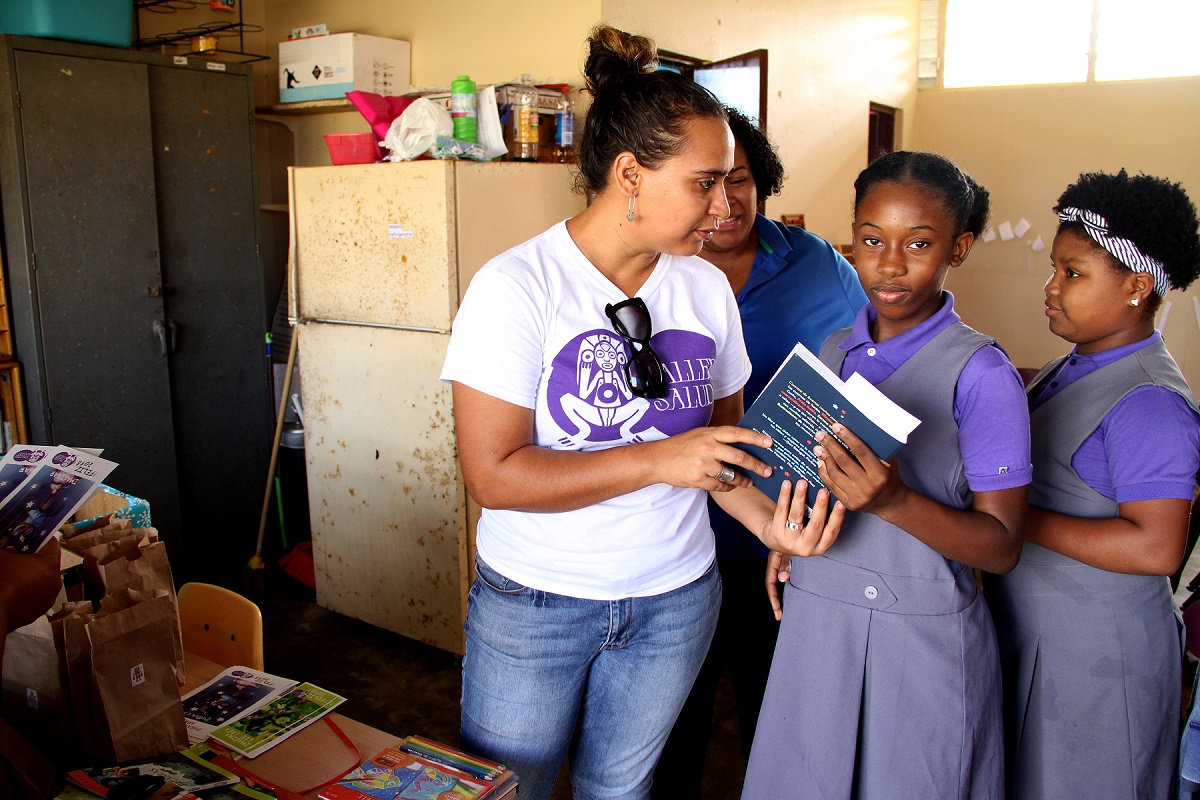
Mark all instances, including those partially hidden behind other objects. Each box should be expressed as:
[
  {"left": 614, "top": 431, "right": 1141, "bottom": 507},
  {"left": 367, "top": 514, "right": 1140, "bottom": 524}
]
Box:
[
  {"left": 868, "top": 102, "right": 898, "bottom": 163},
  {"left": 658, "top": 48, "right": 769, "bottom": 131}
]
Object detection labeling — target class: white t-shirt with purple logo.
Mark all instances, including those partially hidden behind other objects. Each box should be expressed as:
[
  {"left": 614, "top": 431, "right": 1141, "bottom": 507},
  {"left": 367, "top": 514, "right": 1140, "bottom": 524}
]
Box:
[{"left": 441, "top": 221, "right": 751, "bottom": 600}]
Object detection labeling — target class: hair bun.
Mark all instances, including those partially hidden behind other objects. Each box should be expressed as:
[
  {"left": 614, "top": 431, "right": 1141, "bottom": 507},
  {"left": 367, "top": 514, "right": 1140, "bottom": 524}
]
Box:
[{"left": 584, "top": 25, "right": 658, "bottom": 94}]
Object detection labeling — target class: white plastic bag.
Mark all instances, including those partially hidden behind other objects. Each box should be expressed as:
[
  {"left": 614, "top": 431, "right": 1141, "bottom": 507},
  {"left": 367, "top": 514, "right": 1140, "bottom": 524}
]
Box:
[{"left": 383, "top": 97, "right": 453, "bottom": 161}]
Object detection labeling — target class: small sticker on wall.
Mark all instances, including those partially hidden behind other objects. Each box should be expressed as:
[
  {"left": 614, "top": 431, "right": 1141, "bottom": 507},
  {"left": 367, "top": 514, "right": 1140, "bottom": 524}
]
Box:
[
  {"left": 1013, "top": 218, "right": 1031, "bottom": 238},
  {"left": 26, "top": 688, "right": 38, "bottom": 709},
  {"left": 981, "top": 226, "right": 997, "bottom": 243},
  {"left": 131, "top": 663, "right": 146, "bottom": 687},
  {"left": 388, "top": 224, "right": 415, "bottom": 239},
  {"left": 1157, "top": 299, "right": 1172, "bottom": 332},
  {"left": 997, "top": 221, "right": 1014, "bottom": 241},
  {"left": 173, "top": 56, "right": 188, "bottom": 66},
  {"left": 1031, "top": 235, "right": 1045, "bottom": 253}
]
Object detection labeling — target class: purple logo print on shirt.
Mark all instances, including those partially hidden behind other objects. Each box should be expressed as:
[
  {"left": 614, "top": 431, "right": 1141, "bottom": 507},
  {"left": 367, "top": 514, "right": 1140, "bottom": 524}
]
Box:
[{"left": 548, "top": 328, "right": 717, "bottom": 445}]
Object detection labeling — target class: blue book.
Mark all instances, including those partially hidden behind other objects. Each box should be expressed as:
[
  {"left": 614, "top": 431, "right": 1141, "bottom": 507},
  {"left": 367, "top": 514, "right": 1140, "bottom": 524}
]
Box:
[{"left": 732, "top": 342, "right": 920, "bottom": 514}]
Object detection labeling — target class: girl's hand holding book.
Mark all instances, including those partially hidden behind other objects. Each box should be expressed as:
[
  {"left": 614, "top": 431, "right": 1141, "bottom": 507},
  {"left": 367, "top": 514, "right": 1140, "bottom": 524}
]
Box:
[{"left": 814, "top": 423, "right": 908, "bottom": 516}]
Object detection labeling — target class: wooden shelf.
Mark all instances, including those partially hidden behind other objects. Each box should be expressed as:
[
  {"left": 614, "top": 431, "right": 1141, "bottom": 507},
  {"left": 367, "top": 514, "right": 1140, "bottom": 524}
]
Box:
[
  {"left": 0, "top": 249, "right": 22, "bottom": 449},
  {"left": 0, "top": 361, "right": 28, "bottom": 448},
  {"left": 256, "top": 98, "right": 355, "bottom": 116}
]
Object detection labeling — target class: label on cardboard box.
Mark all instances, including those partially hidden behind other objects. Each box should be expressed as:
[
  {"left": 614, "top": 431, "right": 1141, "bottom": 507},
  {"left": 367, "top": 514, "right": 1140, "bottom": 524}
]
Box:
[
  {"left": 279, "top": 33, "right": 411, "bottom": 103},
  {"left": 291, "top": 24, "right": 328, "bottom": 39}
]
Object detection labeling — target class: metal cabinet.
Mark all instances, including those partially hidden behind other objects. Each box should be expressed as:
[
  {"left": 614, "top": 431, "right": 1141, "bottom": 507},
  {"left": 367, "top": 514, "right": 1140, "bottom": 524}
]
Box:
[{"left": 0, "top": 35, "right": 273, "bottom": 584}]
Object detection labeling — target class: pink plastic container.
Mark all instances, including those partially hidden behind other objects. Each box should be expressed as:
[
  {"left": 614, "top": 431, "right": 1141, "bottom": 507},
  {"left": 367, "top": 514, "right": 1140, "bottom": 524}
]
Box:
[{"left": 323, "top": 133, "right": 384, "bottom": 165}]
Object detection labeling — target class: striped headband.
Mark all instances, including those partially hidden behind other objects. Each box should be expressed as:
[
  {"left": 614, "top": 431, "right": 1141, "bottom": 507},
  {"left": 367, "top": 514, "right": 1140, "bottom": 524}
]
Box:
[{"left": 1058, "top": 206, "right": 1171, "bottom": 296}]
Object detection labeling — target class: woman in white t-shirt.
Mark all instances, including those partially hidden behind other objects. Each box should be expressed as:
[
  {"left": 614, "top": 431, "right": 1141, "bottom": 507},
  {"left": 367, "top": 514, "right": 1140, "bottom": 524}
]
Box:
[{"left": 440, "top": 25, "right": 842, "bottom": 800}]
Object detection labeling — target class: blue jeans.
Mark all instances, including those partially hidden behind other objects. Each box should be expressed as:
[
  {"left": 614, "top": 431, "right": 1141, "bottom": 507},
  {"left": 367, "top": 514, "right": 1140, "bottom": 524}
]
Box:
[{"left": 460, "top": 557, "right": 721, "bottom": 800}]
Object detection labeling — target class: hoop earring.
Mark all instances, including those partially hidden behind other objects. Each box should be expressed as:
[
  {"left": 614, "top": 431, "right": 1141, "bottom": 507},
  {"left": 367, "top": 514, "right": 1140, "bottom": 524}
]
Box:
[
  {"left": 714, "top": 217, "right": 723, "bottom": 230},
  {"left": 626, "top": 195, "right": 636, "bottom": 222},
  {"left": 1131, "top": 297, "right": 1140, "bottom": 307}
]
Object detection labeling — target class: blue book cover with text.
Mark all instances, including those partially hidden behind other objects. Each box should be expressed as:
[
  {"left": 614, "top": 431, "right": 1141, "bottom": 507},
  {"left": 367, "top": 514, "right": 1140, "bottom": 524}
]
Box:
[{"left": 732, "top": 343, "right": 918, "bottom": 514}]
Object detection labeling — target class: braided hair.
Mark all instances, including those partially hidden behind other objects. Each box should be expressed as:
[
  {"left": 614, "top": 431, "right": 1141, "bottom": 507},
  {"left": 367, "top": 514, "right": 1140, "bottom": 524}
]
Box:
[{"left": 854, "top": 151, "right": 990, "bottom": 239}]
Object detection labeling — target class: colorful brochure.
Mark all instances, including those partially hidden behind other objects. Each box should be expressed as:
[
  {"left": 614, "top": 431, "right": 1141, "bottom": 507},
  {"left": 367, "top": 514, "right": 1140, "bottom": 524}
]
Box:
[
  {"left": 209, "top": 682, "right": 346, "bottom": 757},
  {"left": 64, "top": 743, "right": 240, "bottom": 798},
  {"left": 181, "top": 666, "right": 296, "bottom": 745},
  {"left": 0, "top": 445, "right": 117, "bottom": 553},
  {"left": 320, "top": 745, "right": 497, "bottom": 800}
]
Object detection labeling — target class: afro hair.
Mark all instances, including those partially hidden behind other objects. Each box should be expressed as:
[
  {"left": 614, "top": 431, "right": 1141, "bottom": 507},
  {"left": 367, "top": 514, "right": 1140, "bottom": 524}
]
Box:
[
  {"left": 724, "top": 106, "right": 785, "bottom": 198},
  {"left": 1054, "top": 169, "right": 1200, "bottom": 293}
]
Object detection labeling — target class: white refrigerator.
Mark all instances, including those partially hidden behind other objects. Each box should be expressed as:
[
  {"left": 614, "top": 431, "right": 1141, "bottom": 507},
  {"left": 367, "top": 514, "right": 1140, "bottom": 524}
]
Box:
[{"left": 287, "top": 160, "right": 586, "bottom": 653}]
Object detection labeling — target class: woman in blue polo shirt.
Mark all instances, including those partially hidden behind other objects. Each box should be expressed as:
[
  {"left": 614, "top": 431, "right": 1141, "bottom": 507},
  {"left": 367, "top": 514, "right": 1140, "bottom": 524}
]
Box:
[{"left": 654, "top": 107, "right": 867, "bottom": 792}]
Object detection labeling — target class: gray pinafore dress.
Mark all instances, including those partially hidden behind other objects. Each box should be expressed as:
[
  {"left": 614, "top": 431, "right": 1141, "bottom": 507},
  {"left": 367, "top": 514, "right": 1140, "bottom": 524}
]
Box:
[
  {"left": 743, "top": 323, "right": 1006, "bottom": 800},
  {"left": 985, "top": 338, "right": 1196, "bottom": 799}
]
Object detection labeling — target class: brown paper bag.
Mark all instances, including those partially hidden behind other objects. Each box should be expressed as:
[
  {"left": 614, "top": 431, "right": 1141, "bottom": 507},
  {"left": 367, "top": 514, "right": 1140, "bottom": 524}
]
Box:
[
  {"left": 75, "top": 537, "right": 184, "bottom": 686},
  {"left": 57, "top": 603, "right": 104, "bottom": 760},
  {"left": 61, "top": 518, "right": 136, "bottom": 552},
  {"left": 1, "top": 616, "right": 74, "bottom": 752},
  {"left": 87, "top": 588, "right": 187, "bottom": 763}
]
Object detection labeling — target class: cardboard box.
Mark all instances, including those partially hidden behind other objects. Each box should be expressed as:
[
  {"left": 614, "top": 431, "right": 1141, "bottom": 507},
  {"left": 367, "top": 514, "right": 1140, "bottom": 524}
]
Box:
[
  {"left": 70, "top": 484, "right": 151, "bottom": 531},
  {"left": 279, "top": 33, "right": 411, "bottom": 103}
]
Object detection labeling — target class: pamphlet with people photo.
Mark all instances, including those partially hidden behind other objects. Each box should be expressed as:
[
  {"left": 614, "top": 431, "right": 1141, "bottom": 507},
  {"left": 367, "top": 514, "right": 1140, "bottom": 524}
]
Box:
[{"left": 181, "top": 666, "right": 297, "bottom": 744}]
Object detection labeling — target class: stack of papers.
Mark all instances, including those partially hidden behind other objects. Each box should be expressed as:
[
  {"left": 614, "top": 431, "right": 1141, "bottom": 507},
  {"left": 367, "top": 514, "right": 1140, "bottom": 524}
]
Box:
[{"left": 181, "top": 666, "right": 345, "bottom": 757}]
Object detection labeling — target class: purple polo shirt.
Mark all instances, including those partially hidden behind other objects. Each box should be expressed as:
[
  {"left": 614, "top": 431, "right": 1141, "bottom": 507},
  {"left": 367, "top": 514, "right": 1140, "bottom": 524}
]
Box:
[
  {"left": 1030, "top": 331, "right": 1200, "bottom": 503},
  {"left": 837, "top": 292, "right": 1032, "bottom": 492}
]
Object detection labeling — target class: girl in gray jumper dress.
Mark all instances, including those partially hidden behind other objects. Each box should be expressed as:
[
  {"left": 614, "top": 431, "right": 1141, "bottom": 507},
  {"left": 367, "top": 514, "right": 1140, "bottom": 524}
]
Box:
[
  {"left": 987, "top": 170, "right": 1200, "bottom": 799},
  {"left": 746, "top": 151, "right": 1031, "bottom": 799}
]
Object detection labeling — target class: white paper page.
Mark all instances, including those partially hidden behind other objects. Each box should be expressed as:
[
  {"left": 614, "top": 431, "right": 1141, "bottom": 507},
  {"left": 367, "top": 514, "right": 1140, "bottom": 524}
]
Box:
[{"left": 843, "top": 373, "right": 921, "bottom": 443}]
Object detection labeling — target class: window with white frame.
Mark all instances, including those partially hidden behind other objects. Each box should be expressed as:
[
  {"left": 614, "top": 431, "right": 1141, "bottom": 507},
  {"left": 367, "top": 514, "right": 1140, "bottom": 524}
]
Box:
[{"left": 937, "top": 0, "right": 1200, "bottom": 88}]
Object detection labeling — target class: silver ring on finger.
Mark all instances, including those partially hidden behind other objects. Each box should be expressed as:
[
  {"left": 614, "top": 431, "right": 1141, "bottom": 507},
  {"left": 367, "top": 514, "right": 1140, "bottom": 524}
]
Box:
[
  {"left": 715, "top": 465, "right": 736, "bottom": 483},
  {"left": 785, "top": 520, "right": 801, "bottom": 531}
]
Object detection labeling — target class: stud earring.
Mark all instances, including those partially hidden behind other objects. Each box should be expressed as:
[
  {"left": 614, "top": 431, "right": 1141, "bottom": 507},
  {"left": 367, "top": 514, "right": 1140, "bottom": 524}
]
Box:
[
  {"left": 1131, "top": 297, "right": 1140, "bottom": 307},
  {"left": 626, "top": 195, "right": 636, "bottom": 222}
]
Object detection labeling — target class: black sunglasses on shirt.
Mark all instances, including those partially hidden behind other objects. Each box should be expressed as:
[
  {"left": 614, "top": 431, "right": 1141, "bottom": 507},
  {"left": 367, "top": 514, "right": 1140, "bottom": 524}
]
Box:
[{"left": 604, "top": 297, "right": 670, "bottom": 399}]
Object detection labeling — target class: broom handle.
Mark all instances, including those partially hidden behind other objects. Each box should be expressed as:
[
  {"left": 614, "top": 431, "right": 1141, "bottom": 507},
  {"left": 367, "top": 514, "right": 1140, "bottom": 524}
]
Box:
[{"left": 256, "top": 327, "right": 300, "bottom": 560}]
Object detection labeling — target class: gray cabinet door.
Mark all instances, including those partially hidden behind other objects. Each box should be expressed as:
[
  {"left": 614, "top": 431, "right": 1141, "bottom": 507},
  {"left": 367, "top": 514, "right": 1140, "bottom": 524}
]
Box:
[
  {"left": 148, "top": 64, "right": 272, "bottom": 576},
  {"left": 12, "top": 49, "right": 183, "bottom": 537}
]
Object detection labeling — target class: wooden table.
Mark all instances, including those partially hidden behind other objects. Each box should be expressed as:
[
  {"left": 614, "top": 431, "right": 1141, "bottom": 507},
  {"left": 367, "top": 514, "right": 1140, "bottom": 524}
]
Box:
[{"left": 183, "top": 652, "right": 400, "bottom": 799}]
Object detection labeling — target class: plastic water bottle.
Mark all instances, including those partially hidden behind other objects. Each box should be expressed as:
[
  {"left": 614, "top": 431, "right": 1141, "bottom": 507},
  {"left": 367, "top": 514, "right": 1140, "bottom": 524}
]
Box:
[
  {"left": 450, "top": 75, "right": 477, "bottom": 143},
  {"left": 553, "top": 97, "right": 575, "bottom": 163},
  {"left": 511, "top": 74, "right": 540, "bottom": 162}
]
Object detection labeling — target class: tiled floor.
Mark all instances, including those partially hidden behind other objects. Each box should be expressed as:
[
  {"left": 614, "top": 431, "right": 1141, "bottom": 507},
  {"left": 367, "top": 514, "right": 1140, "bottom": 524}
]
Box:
[{"left": 251, "top": 565, "right": 747, "bottom": 800}]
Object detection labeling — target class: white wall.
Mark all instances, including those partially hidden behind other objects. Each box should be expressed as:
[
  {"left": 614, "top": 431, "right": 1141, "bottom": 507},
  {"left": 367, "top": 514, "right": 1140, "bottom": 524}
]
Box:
[{"left": 602, "top": 0, "right": 922, "bottom": 246}]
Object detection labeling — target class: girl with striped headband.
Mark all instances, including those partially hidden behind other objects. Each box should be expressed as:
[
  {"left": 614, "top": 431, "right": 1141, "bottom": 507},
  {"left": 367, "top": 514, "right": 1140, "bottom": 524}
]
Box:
[{"left": 986, "top": 169, "right": 1200, "bottom": 798}]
